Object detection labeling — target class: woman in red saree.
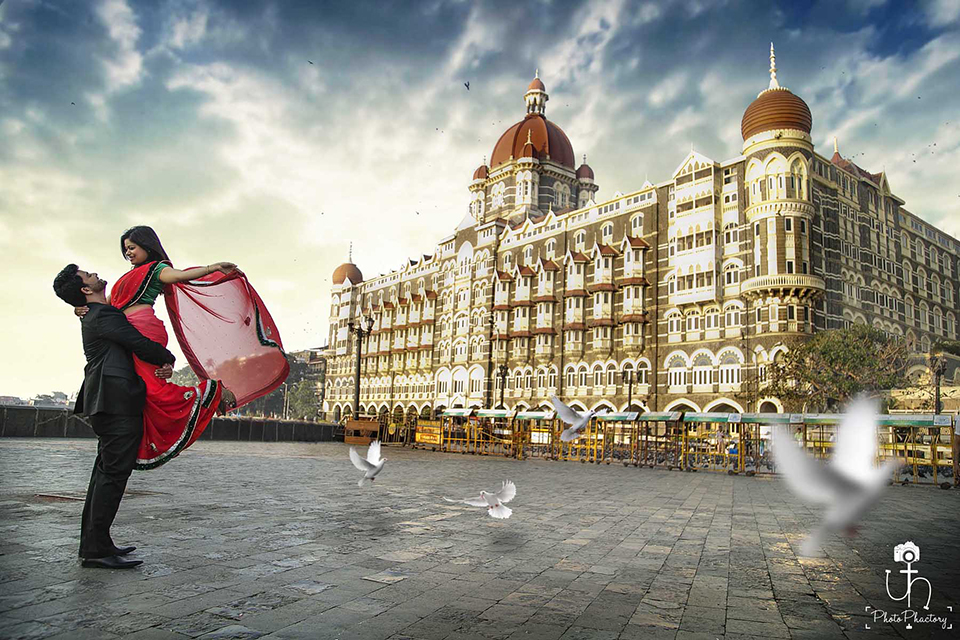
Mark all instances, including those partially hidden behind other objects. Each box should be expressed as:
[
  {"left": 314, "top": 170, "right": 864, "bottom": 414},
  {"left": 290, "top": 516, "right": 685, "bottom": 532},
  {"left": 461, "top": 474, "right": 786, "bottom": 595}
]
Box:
[{"left": 82, "top": 226, "right": 289, "bottom": 470}]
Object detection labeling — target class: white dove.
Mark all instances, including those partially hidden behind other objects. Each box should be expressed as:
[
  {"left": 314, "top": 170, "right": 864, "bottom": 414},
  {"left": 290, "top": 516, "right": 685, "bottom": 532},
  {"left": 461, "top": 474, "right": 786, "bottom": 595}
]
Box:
[
  {"left": 550, "top": 396, "right": 597, "bottom": 442},
  {"left": 349, "top": 440, "right": 386, "bottom": 488},
  {"left": 772, "top": 398, "right": 898, "bottom": 557},
  {"left": 443, "top": 480, "right": 516, "bottom": 519}
]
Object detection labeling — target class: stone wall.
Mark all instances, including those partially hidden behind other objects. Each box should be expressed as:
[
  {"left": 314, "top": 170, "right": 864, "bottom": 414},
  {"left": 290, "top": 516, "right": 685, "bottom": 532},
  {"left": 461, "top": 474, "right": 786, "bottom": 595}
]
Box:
[{"left": 0, "top": 406, "right": 340, "bottom": 443}]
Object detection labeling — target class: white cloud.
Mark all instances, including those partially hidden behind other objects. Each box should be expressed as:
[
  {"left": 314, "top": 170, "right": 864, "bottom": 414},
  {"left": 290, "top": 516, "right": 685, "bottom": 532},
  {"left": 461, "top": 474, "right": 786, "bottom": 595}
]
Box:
[
  {"left": 95, "top": 0, "right": 144, "bottom": 92},
  {"left": 169, "top": 10, "right": 208, "bottom": 49},
  {"left": 922, "top": 0, "right": 960, "bottom": 26},
  {"left": 648, "top": 71, "right": 688, "bottom": 107}
]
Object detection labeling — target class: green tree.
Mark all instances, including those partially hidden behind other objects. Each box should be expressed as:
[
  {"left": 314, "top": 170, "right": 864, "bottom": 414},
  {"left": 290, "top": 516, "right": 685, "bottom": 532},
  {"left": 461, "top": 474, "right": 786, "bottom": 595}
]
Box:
[
  {"left": 286, "top": 380, "right": 319, "bottom": 420},
  {"left": 170, "top": 365, "right": 199, "bottom": 387},
  {"left": 766, "top": 324, "right": 909, "bottom": 412}
]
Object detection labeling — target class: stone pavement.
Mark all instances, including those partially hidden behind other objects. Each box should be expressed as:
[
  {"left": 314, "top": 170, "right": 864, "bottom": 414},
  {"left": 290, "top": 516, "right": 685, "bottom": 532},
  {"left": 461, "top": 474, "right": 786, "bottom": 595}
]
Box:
[{"left": 0, "top": 439, "right": 958, "bottom": 640}]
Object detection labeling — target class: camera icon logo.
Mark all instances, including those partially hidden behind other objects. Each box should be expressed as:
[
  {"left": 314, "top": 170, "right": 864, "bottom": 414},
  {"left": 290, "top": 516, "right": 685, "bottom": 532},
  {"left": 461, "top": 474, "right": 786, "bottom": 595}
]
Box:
[{"left": 893, "top": 541, "right": 920, "bottom": 564}]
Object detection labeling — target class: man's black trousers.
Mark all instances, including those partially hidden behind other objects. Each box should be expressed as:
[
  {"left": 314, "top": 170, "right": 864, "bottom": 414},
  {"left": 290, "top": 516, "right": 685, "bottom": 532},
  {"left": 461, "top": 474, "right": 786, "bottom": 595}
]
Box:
[{"left": 79, "top": 413, "right": 141, "bottom": 559}]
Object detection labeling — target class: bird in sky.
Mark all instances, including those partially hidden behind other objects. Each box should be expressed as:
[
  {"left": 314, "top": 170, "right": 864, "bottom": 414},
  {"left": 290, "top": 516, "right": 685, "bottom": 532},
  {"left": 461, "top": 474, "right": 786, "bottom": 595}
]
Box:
[
  {"left": 348, "top": 440, "right": 386, "bottom": 488},
  {"left": 444, "top": 480, "right": 516, "bottom": 519},
  {"left": 551, "top": 396, "right": 597, "bottom": 442},
  {"left": 308, "top": 60, "right": 314, "bottom": 65},
  {"left": 771, "top": 398, "right": 898, "bottom": 557},
  {"left": 464, "top": 81, "right": 470, "bottom": 90}
]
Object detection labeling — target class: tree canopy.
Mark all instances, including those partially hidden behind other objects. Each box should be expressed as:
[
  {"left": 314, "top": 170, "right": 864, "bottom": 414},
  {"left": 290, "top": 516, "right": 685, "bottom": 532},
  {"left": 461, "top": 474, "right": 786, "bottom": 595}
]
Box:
[{"left": 766, "top": 324, "right": 909, "bottom": 412}]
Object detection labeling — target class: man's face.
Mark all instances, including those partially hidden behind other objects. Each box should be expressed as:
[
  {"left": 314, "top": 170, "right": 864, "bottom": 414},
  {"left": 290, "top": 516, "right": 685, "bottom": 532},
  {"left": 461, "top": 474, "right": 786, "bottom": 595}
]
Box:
[{"left": 77, "top": 269, "right": 107, "bottom": 294}]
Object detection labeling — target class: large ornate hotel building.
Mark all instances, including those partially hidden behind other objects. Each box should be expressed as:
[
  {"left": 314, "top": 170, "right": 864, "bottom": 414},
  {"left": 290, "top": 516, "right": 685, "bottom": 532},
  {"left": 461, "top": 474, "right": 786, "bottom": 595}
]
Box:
[{"left": 324, "top": 46, "right": 959, "bottom": 423}]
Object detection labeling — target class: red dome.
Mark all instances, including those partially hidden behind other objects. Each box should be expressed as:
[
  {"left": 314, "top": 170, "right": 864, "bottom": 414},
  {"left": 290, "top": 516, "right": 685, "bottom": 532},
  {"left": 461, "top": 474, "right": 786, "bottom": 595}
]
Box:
[
  {"left": 490, "top": 115, "right": 575, "bottom": 169},
  {"left": 577, "top": 162, "right": 594, "bottom": 180},
  {"left": 527, "top": 77, "right": 545, "bottom": 91},
  {"left": 472, "top": 164, "right": 489, "bottom": 180},
  {"left": 741, "top": 88, "right": 812, "bottom": 141},
  {"left": 332, "top": 262, "right": 363, "bottom": 285}
]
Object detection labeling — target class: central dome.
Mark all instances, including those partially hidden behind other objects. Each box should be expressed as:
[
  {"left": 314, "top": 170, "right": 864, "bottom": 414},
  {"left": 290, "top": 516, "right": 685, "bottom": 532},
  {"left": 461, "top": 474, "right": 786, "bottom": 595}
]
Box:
[
  {"left": 490, "top": 116, "right": 575, "bottom": 169},
  {"left": 489, "top": 74, "right": 576, "bottom": 170}
]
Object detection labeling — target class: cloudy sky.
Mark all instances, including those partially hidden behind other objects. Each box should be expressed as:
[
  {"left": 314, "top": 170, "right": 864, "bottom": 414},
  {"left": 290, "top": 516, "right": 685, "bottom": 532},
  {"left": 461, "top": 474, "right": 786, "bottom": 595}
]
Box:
[{"left": 1, "top": 0, "right": 959, "bottom": 399}]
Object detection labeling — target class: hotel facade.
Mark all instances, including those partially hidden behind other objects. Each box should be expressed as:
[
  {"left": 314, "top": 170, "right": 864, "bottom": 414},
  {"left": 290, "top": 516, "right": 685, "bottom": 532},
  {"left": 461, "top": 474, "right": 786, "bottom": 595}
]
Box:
[{"left": 324, "top": 47, "right": 959, "bottom": 424}]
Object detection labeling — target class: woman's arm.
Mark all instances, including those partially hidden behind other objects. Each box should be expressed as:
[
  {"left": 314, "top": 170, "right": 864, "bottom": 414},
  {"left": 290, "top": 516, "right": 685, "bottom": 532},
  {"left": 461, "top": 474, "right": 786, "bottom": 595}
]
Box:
[{"left": 158, "top": 262, "right": 237, "bottom": 285}]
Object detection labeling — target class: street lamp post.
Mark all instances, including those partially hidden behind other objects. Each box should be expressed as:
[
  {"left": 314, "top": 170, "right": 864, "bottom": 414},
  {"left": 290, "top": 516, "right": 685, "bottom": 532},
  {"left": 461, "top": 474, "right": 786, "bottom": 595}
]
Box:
[
  {"left": 497, "top": 364, "right": 508, "bottom": 410},
  {"left": 280, "top": 382, "right": 289, "bottom": 420},
  {"left": 348, "top": 315, "right": 375, "bottom": 419},
  {"left": 622, "top": 369, "right": 634, "bottom": 411},
  {"left": 486, "top": 314, "right": 496, "bottom": 409},
  {"left": 931, "top": 353, "right": 946, "bottom": 415}
]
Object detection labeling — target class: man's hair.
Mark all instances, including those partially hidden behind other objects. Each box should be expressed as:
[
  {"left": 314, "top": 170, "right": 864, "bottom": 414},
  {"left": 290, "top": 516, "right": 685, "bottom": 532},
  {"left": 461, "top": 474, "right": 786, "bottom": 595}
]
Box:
[{"left": 53, "top": 264, "right": 87, "bottom": 307}]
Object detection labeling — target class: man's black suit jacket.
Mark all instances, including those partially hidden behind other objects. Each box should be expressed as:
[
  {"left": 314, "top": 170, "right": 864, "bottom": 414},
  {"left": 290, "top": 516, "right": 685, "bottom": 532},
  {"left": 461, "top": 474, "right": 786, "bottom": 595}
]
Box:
[{"left": 74, "top": 303, "right": 176, "bottom": 417}]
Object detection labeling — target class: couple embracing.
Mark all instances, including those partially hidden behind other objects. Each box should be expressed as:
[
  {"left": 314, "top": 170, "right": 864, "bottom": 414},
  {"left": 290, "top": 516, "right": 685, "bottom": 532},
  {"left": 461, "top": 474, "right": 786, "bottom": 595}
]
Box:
[{"left": 53, "top": 226, "right": 288, "bottom": 569}]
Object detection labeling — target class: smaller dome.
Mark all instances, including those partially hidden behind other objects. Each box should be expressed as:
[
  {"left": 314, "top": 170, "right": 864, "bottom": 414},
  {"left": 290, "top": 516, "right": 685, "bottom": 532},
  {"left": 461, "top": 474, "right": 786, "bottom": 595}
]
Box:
[
  {"left": 520, "top": 140, "right": 539, "bottom": 159},
  {"left": 332, "top": 262, "right": 363, "bottom": 285},
  {"left": 576, "top": 154, "right": 594, "bottom": 180},
  {"left": 527, "top": 76, "right": 545, "bottom": 92},
  {"left": 472, "top": 164, "right": 489, "bottom": 180}
]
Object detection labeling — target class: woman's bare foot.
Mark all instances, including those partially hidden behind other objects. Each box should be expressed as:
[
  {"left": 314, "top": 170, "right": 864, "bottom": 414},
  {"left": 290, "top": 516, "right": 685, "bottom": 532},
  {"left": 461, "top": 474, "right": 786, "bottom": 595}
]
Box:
[{"left": 218, "top": 386, "right": 237, "bottom": 414}]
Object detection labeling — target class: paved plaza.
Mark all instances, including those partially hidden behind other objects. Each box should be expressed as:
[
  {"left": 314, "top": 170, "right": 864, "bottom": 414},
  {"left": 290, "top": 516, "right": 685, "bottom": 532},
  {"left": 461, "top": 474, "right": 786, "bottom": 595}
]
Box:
[{"left": 0, "top": 439, "right": 958, "bottom": 640}]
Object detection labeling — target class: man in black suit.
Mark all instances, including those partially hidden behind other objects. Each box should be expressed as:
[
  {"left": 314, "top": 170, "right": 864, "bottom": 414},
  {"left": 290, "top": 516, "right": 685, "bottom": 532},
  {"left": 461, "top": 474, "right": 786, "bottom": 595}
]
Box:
[{"left": 54, "top": 264, "right": 176, "bottom": 569}]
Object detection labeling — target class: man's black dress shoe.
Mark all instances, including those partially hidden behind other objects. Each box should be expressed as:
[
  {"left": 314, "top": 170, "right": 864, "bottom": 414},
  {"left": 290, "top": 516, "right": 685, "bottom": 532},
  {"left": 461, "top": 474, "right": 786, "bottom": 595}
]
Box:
[
  {"left": 81, "top": 555, "right": 142, "bottom": 569},
  {"left": 111, "top": 545, "right": 136, "bottom": 555}
]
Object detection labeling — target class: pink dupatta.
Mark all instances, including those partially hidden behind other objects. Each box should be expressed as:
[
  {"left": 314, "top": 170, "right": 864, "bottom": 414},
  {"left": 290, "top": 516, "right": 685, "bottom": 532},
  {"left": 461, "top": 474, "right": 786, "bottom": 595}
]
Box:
[{"left": 164, "top": 269, "right": 289, "bottom": 408}]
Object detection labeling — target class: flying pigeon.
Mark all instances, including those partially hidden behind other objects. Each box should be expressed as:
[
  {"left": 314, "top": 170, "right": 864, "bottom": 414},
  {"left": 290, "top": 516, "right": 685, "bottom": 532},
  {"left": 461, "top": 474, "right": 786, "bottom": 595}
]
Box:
[
  {"left": 550, "top": 396, "right": 597, "bottom": 442},
  {"left": 771, "top": 398, "right": 898, "bottom": 557},
  {"left": 464, "top": 81, "right": 470, "bottom": 90},
  {"left": 444, "top": 480, "right": 516, "bottom": 519},
  {"left": 349, "top": 440, "right": 386, "bottom": 488}
]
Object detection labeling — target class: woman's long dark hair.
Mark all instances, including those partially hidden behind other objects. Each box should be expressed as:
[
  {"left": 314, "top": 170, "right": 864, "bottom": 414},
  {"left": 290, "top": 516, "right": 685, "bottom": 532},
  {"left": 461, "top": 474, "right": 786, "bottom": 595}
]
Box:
[{"left": 120, "top": 226, "right": 171, "bottom": 265}]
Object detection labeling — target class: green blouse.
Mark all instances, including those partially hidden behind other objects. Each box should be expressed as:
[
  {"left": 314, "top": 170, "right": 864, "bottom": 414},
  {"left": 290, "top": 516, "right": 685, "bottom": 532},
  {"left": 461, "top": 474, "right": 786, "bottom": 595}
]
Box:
[{"left": 130, "top": 261, "right": 170, "bottom": 308}]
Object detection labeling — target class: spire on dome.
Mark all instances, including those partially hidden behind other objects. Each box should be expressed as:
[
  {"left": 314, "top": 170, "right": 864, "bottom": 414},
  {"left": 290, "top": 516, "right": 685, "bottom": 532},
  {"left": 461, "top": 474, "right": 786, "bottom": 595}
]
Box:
[
  {"left": 768, "top": 42, "right": 780, "bottom": 91},
  {"left": 526, "top": 129, "right": 533, "bottom": 144},
  {"left": 348, "top": 241, "right": 353, "bottom": 263},
  {"left": 833, "top": 136, "right": 839, "bottom": 154}
]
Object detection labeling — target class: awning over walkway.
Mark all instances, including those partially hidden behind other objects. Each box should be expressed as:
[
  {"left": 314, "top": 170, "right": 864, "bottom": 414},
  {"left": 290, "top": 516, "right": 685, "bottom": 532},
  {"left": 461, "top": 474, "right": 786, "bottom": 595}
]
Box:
[
  {"left": 514, "top": 411, "right": 555, "bottom": 420},
  {"left": 475, "top": 409, "right": 513, "bottom": 418},
  {"left": 442, "top": 408, "right": 475, "bottom": 417},
  {"left": 598, "top": 412, "right": 639, "bottom": 422}
]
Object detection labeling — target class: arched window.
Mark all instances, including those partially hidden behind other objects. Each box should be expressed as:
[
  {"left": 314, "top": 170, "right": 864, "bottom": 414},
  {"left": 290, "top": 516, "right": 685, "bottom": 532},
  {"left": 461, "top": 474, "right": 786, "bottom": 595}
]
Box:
[
  {"left": 574, "top": 231, "right": 586, "bottom": 252},
  {"left": 668, "top": 355, "right": 686, "bottom": 387},
  {"left": 718, "top": 351, "right": 741, "bottom": 385},
  {"left": 601, "top": 223, "right": 613, "bottom": 244},
  {"left": 545, "top": 239, "right": 556, "bottom": 259},
  {"left": 636, "top": 361, "right": 650, "bottom": 385},
  {"left": 578, "top": 366, "right": 588, "bottom": 387},
  {"left": 692, "top": 353, "right": 713, "bottom": 387},
  {"left": 631, "top": 215, "right": 643, "bottom": 236},
  {"left": 524, "top": 246, "right": 534, "bottom": 265}
]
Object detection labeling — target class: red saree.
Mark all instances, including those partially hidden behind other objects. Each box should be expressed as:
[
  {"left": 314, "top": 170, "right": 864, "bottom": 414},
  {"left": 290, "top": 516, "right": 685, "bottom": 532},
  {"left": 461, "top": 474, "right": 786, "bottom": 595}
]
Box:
[{"left": 111, "top": 262, "right": 289, "bottom": 470}]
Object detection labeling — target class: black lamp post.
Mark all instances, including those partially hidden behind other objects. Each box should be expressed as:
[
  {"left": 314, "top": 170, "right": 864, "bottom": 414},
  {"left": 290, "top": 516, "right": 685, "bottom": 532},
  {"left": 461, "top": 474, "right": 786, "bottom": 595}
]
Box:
[
  {"left": 348, "top": 315, "right": 375, "bottom": 419},
  {"left": 622, "top": 368, "right": 634, "bottom": 411},
  {"left": 486, "top": 313, "right": 496, "bottom": 409},
  {"left": 497, "top": 364, "right": 509, "bottom": 410},
  {"left": 931, "top": 353, "right": 946, "bottom": 415}
]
